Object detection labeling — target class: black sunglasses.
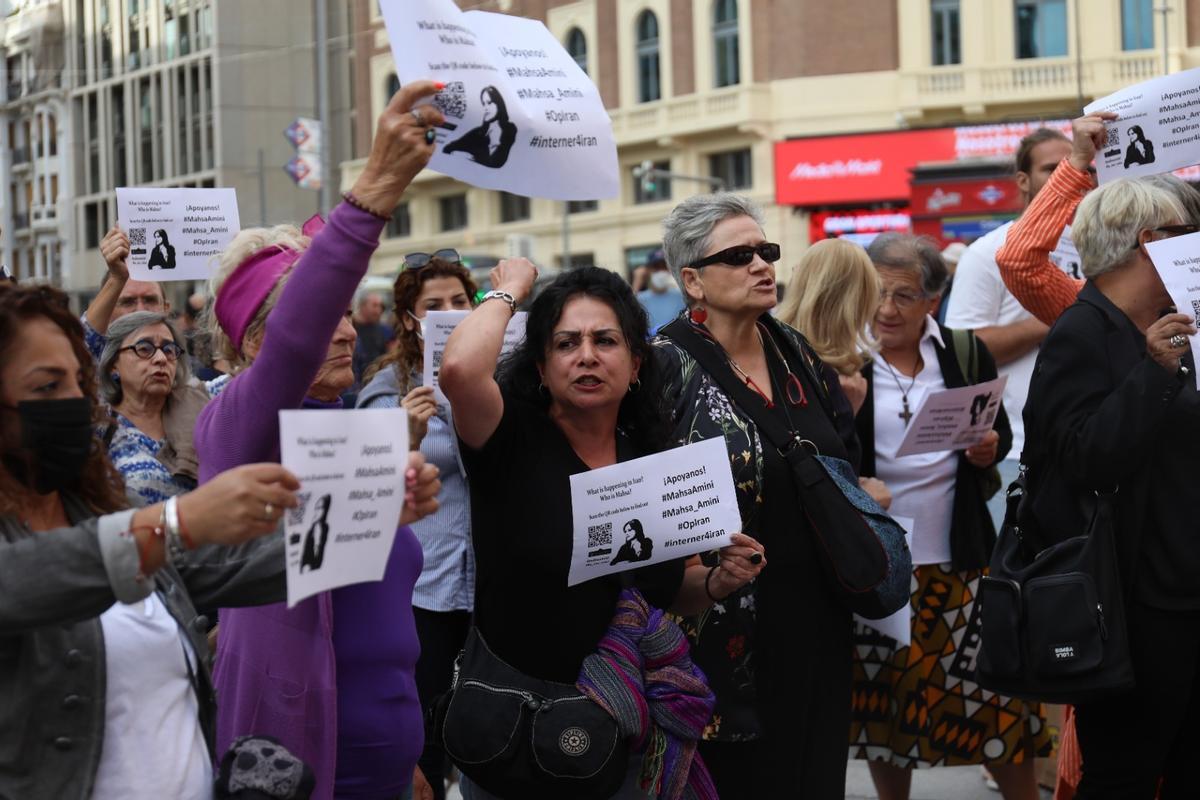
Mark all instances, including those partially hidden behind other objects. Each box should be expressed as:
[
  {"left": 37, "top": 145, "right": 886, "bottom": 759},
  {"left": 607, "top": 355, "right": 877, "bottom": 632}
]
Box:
[
  {"left": 404, "top": 249, "right": 461, "bottom": 270},
  {"left": 1132, "top": 224, "right": 1200, "bottom": 250},
  {"left": 120, "top": 339, "right": 184, "bottom": 361},
  {"left": 689, "top": 242, "right": 781, "bottom": 269}
]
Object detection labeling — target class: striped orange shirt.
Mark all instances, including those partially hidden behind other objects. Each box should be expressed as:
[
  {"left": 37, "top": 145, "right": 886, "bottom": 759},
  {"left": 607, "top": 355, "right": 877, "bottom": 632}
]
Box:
[{"left": 995, "top": 159, "right": 1093, "bottom": 325}]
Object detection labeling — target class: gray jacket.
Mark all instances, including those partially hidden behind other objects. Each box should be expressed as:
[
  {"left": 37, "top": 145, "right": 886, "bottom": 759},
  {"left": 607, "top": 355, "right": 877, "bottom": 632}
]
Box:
[{"left": 0, "top": 495, "right": 286, "bottom": 800}]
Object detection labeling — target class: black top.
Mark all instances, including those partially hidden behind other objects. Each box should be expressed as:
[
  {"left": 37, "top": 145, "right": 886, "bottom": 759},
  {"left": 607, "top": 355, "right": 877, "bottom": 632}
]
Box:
[
  {"left": 1024, "top": 283, "right": 1200, "bottom": 609},
  {"left": 459, "top": 391, "right": 684, "bottom": 682},
  {"left": 856, "top": 322, "right": 1012, "bottom": 571}
]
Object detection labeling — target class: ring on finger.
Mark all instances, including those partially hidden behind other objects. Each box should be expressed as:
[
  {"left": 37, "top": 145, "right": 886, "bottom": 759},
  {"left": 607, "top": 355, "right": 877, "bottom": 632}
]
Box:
[
  {"left": 1170, "top": 333, "right": 1188, "bottom": 349},
  {"left": 424, "top": 128, "right": 436, "bottom": 145},
  {"left": 264, "top": 502, "right": 275, "bottom": 520},
  {"left": 411, "top": 108, "right": 424, "bottom": 126}
]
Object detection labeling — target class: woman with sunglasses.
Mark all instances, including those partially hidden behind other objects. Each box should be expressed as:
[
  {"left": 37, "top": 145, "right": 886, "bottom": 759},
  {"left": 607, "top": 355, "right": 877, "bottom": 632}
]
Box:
[
  {"left": 654, "top": 194, "right": 866, "bottom": 799},
  {"left": 849, "top": 233, "right": 1047, "bottom": 800},
  {"left": 98, "top": 310, "right": 211, "bottom": 507},
  {"left": 357, "top": 250, "right": 476, "bottom": 800}
]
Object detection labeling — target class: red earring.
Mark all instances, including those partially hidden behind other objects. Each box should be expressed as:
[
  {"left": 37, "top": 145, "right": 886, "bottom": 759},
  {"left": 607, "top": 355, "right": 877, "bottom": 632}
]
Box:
[{"left": 689, "top": 306, "right": 708, "bottom": 325}]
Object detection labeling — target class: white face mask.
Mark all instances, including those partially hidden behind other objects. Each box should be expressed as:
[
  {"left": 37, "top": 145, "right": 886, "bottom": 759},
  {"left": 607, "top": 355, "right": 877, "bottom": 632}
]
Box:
[
  {"left": 649, "top": 271, "right": 675, "bottom": 292},
  {"left": 407, "top": 310, "right": 427, "bottom": 339}
]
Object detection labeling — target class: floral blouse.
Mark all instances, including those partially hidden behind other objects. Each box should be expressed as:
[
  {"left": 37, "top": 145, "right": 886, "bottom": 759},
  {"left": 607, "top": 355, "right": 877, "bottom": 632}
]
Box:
[{"left": 653, "top": 317, "right": 859, "bottom": 741}]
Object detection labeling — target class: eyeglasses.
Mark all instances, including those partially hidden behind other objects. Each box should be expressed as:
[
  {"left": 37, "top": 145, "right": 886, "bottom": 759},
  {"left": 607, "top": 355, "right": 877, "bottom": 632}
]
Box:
[
  {"left": 878, "top": 288, "right": 928, "bottom": 310},
  {"left": 688, "top": 242, "right": 781, "bottom": 269},
  {"left": 1132, "top": 223, "right": 1200, "bottom": 250},
  {"left": 120, "top": 339, "right": 184, "bottom": 361},
  {"left": 404, "top": 249, "right": 461, "bottom": 270}
]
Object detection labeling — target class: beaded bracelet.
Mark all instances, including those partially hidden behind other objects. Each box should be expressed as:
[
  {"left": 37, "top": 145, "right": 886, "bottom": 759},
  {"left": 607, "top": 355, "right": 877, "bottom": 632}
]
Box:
[
  {"left": 341, "top": 191, "right": 391, "bottom": 222},
  {"left": 704, "top": 565, "right": 726, "bottom": 603}
]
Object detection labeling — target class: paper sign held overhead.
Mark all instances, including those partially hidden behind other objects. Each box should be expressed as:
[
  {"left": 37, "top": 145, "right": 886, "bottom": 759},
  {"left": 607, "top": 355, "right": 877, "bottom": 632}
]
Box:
[
  {"left": 116, "top": 187, "right": 240, "bottom": 282},
  {"left": 1084, "top": 66, "right": 1200, "bottom": 184},
  {"left": 422, "top": 310, "right": 527, "bottom": 409},
  {"left": 568, "top": 437, "right": 741, "bottom": 587},
  {"left": 278, "top": 408, "right": 409, "bottom": 607},
  {"left": 378, "top": 0, "right": 618, "bottom": 200}
]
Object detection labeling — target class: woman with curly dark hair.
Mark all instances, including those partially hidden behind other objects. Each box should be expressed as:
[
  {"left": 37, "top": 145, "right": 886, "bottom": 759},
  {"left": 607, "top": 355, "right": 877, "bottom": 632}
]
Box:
[
  {"left": 439, "top": 261, "right": 766, "bottom": 799},
  {"left": 357, "top": 253, "right": 476, "bottom": 800},
  {"left": 0, "top": 282, "right": 315, "bottom": 799}
]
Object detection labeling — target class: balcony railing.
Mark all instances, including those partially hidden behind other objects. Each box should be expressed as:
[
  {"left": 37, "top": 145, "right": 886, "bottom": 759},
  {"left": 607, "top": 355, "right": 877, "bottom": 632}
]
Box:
[
  {"left": 12, "top": 146, "right": 30, "bottom": 165},
  {"left": 608, "top": 84, "right": 772, "bottom": 145},
  {"left": 12, "top": 212, "right": 30, "bottom": 230}
]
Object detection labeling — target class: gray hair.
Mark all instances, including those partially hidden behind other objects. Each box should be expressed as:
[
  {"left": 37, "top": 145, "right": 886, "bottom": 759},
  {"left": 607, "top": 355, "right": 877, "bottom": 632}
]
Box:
[
  {"left": 99, "top": 310, "right": 189, "bottom": 405},
  {"left": 1144, "top": 173, "right": 1200, "bottom": 226},
  {"left": 1073, "top": 177, "right": 1187, "bottom": 279},
  {"left": 866, "top": 233, "right": 949, "bottom": 297},
  {"left": 661, "top": 193, "right": 766, "bottom": 296}
]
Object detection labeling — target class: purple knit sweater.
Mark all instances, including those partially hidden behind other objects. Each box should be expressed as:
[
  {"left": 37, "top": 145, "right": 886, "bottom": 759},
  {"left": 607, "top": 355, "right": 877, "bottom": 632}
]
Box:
[{"left": 195, "top": 202, "right": 424, "bottom": 800}]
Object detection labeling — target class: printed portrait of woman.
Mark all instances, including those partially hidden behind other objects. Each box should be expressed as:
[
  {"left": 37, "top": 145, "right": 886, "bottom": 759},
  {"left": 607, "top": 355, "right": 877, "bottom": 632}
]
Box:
[
  {"left": 148, "top": 228, "right": 177, "bottom": 270},
  {"left": 443, "top": 85, "right": 517, "bottom": 169},
  {"left": 1124, "top": 124, "right": 1156, "bottom": 168}
]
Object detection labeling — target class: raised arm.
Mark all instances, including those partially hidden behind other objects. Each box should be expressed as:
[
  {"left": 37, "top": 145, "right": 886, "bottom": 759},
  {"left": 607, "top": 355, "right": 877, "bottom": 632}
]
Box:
[
  {"left": 440, "top": 258, "right": 537, "bottom": 449},
  {"left": 996, "top": 115, "right": 1107, "bottom": 325}
]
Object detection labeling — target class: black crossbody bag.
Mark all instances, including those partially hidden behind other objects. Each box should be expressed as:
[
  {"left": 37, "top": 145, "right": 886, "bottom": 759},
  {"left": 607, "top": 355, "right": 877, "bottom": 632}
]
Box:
[
  {"left": 977, "top": 467, "right": 1134, "bottom": 703},
  {"left": 659, "top": 318, "right": 911, "bottom": 619}
]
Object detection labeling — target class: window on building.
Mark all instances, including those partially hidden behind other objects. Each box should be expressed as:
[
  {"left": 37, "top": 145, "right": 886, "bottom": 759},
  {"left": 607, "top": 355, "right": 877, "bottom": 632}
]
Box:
[
  {"left": 568, "top": 199, "right": 599, "bottom": 214},
  {"left": 932, "top": 0, "right": 961, "bottom": 65},
  {"left": 84, "top": 201, "right": 102, "bottom": 248},
  {"left": 636, "top": 10, "right": 661, "bottom": 103},
  {"left": 713, "top": 0, "right": 740, "bottom": 87},
  {"left": 1015, "top": 0, "right": 1068, "bottom": 59},
  {"left": 556, "top": 252, "right": 595, "bottom": 269},
  {"left": 499, "top": 192, "right": 531, "bottom": 223},
  {"left": 386, "top": 72, "right": 400, "bottom": 99},
  {"left": 625, "top": 245, "right": 659, "bottom": 276},
  {"left": 709, "top": 148, "right": 752, "bottom": 190},
  {"left": 139, "top": 77, "right": 153, "bottom": 181},
  {"left": 566, "top": 28, "right": 588, "bottom": 74},
  {"left": 1121, "top": 0, "right": 1153, "bottom": 51},
  {"left": 87, "top": 94, "right": 101, "bottom": 193},
  {"left": 387, "top": 202, "right": 411, "bottom": 238},
  {"left": 440, "top": 194, "right": 468, "bottom": 231},
  {"left": 112, "top": 85, "right": 127, "bottom": 186},
  {"left": 633, "top": 159, "right": 671, "bottom": 204}
]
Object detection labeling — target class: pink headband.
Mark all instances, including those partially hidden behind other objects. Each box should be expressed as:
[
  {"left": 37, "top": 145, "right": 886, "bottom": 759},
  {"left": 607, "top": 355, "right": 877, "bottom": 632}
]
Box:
[{"left": 214, "top": 214, "right": 325, "bottom": 353}]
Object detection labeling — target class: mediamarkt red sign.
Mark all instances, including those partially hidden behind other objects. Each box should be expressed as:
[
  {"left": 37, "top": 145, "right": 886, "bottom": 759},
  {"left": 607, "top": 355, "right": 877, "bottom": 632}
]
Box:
[{"left": 774, "top": 121, "right": 1071, "bottom": 206}]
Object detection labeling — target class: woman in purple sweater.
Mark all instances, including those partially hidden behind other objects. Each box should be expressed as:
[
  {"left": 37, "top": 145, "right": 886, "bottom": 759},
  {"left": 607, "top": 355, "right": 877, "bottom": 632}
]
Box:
[{"left": 195, "top": 80, "right": 447, "bottom": 800}]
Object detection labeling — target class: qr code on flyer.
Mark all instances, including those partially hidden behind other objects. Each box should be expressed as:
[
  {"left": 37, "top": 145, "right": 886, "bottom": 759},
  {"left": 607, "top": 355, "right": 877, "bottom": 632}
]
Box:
[
  {"left": 587, "top": 522, "right": 612, "bottom": 548},
  {"left": 287, "top": 492, "right": 312, "bottom": 527},
  {"left": 1191, "top": 299, "right": 1200, "bottom": 324},
  {"left": 128, "top": 227, "right": 147, "bottom": 247},
  {"left": 432, "top": 81, "right": 466, "bottom": 121},
  {"left": 1102, "top": 125, "right": 1121, "bottom": 149}
]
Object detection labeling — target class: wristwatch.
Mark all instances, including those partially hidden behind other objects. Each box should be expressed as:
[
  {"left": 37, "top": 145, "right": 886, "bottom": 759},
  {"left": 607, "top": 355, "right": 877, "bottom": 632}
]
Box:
[{"left": 481, "top": 290, "right": 517, "bottom": 314}]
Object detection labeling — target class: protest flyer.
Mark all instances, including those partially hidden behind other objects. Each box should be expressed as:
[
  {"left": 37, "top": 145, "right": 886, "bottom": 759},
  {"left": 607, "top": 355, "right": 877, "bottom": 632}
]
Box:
[
  {"left": 568, "top": 437, "right": 740, "bottom": 587},
  {"left": 1146, "top": 231, "right": 1200, "bottom": 390},
  {"left": 854, "top": 516, "right": 914, "bottom": 646},
  {"left": 116, "top": 187, "right": 240, "bottom": 282},
  {"left": 895, "top": 376, "right": 1009, "bottom": 457},
  {"left": 1084, "top": 66, "right": 1200, "bottom": 183},
  {"left": 422, "top": 310, "right": 528, "bottom": 408},
  {"left": 379, "top": 0, "right": 618, "bottom": 200},
  {"left": 278, "top": 408, "right": 409, "bottom": 607}
]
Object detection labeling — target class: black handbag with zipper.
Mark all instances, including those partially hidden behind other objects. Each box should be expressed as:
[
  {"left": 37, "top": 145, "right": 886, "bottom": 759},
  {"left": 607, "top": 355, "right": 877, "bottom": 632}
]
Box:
[{"left": 977, "top": 466, "right": 1135, "bottom": 704}]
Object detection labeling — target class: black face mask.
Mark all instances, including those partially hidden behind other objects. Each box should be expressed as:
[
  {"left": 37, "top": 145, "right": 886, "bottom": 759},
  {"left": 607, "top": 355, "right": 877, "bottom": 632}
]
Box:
[{"left": 1, "top": 397, "right": 95, "bottom": 494}]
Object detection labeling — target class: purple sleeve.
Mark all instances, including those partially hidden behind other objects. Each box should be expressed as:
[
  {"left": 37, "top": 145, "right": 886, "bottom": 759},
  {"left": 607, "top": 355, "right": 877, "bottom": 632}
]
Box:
[{"left": 195, "top": 203, "right": 386, "bottom": 482}]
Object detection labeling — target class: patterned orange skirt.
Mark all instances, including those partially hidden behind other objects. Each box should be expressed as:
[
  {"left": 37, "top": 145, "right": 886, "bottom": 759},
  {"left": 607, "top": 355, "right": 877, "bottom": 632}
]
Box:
[{"left": 848, "top": 564, "right": 1054, "bottom": 768}]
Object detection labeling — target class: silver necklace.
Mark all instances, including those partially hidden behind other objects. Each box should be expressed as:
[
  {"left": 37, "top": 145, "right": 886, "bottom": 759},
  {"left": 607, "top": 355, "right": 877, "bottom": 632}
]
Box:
[{"left": 880, "top": 355, "right": 920, "bottom": 426}]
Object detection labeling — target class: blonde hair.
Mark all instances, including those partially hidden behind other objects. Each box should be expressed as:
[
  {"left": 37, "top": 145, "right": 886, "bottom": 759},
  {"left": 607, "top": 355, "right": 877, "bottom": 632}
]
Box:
[
  {"left": 204, "top": 223, "right": 311, "bottom": 369},
  {"left": 776, "top": 238, "right": 879, "bottom": 374}
]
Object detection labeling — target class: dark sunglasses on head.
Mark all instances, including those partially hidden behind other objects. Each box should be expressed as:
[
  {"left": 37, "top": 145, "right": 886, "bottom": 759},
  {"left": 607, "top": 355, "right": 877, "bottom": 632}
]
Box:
[
  {"left": 689, "top": 242, "right": 781, "bottom": 269},
  {"left": 120, "top": 339, "right": 184, "bottom": 361},
  {"left": 404, "top": 249, "right": 461, "bottom": 270},
  {"left": 1132, "top": 223, "right": 1200, "bottom": 250}
]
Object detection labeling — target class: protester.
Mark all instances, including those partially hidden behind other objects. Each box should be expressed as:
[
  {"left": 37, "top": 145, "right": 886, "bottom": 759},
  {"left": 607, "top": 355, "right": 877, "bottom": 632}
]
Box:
[
  {"left": 80, "top": 224, "right": 170, "bottom": 359},
  {"left": 351, "top": 289, "right": 394, "bottom": 388},
  {"left": 635, "top": 248, "right": 685, "bottom": 334},
  {"left": 439, "top": 261, "right": 766, "bottom": 799},
  {"left": 197, "top": 79, "right": 448, "bottom": 800},
  {"left": 848, "top": 233, "right": 1048, "bottom": 799},
  {"left": 1023, "top": 176, "right": 1200, "bottom": 798},
  {"left": 357, "top": 255, "right": 477, "bottom": 800},
  {"left": 0, "top": 280, "right": 314, "bottom": 800},
  {"left": 945, "top": 128, "right": 1072, "bottom": 524},
  {"left": 99, "top": 310, "right": 210, "bottom": 506},
  {"left": 654, "top": 193, "right": 862, "bottom": 799}
]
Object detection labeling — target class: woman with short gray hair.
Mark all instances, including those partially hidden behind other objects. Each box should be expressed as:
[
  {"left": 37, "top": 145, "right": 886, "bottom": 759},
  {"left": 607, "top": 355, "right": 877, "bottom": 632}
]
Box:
[
  {"left": 99, "top": 310, "right": 208, "bottom": 506},
  {"left": 654, "top": 193, "right": 868, "bottom": 798},
  {"left": 1023, "top": 177, "right": 1200, "bottom": 796}
]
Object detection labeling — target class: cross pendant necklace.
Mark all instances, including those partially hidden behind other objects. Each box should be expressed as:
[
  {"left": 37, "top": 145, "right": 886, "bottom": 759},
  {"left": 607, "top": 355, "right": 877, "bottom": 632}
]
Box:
[{"left": 881, "top": 356, "right": 920, "bottom": 426}]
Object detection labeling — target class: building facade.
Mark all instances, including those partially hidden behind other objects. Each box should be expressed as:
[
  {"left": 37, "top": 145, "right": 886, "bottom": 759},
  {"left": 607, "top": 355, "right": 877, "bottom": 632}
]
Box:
[
  {"left": 342, "top": 0, "right": 1200, "bottom": 283},
  {"left": 0, "top": 0, "right": 355, "bottom": 293}
]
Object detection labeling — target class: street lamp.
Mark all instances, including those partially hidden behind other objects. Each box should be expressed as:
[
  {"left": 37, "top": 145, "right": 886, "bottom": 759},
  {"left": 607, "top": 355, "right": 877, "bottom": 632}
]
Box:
[
  {"left": 1156, "top": 3, "right": 1172, "bottom": 75},
  {"left": 633, "top": 159, "right": 727, "bottom": 196}
]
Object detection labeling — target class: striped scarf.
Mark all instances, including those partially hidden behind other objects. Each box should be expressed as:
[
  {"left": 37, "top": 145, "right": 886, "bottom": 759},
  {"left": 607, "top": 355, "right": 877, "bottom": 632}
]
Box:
[{"left": 577, "top": 588, "right": 717, "bottom": 800}]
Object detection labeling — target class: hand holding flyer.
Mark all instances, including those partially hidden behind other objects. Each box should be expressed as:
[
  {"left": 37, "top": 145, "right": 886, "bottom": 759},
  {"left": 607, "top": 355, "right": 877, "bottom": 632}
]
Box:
[
  {"left": 1146, "top": 231, "right": 1200, "bottom": 389},
  {"left": 116, "top": 187, "right": 240, "bottom": 281},
  {"left": 568, "top": 437, "right": 740, "bottom": 586}
]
